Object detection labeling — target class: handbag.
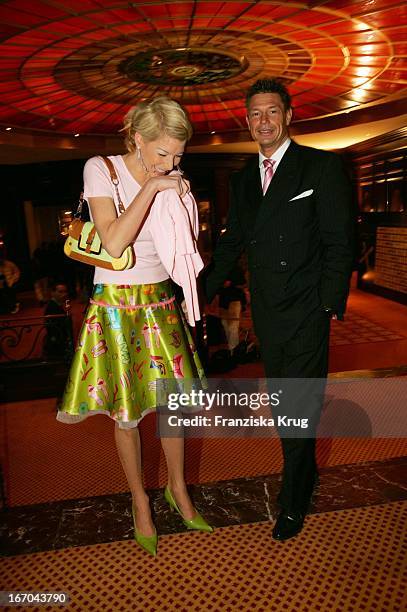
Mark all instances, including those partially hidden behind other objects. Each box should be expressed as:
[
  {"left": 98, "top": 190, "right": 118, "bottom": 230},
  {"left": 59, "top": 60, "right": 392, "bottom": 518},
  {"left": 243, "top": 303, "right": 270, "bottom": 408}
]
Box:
[{"left": 64, "top": 156, "right": 135, "bottom": 270}]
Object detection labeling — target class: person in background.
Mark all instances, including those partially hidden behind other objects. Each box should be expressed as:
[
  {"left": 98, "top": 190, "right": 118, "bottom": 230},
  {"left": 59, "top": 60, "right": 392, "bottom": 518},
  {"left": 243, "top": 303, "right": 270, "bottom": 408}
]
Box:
[
  {"left": 32, "top": 243, "right": 49, "bottom": 306},
  {"left": 57, "top": 97, "right": 212, "bottom": 557},
  {"left": 217, "top": 264, "right": 247, "bottom": 357},
  {"left": 0, "top": 254, "right": 20, "bottom": 314},
  {"left": 43, "top": 281, "right": 72, "bottom": 360}
]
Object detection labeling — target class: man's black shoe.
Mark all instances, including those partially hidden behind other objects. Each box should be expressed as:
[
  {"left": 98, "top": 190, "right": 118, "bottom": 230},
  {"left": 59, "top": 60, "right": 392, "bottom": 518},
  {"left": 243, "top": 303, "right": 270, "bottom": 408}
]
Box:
[{"left": 272, "top": 511, "right": 305, "bottom": 541}]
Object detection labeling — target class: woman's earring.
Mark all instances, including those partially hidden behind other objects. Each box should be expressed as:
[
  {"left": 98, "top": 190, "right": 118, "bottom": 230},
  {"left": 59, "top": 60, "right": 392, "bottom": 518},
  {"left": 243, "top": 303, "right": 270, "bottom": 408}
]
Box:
[{"left": 136, "top": 147, "right": 148, "bottom": 173}]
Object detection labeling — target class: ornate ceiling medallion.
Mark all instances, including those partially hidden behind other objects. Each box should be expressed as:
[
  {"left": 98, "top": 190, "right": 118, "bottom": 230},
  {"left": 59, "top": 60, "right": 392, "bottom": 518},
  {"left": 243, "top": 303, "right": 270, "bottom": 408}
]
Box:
[{"left": 119, "top": 47, "right": 248, "bottom": 86}]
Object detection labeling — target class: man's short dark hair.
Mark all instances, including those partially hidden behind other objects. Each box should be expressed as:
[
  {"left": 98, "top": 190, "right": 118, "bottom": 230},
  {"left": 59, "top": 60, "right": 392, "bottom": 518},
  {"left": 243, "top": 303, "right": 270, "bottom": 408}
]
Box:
[{"left": 246, "top": 79, "right": 291, "bottom": 111}]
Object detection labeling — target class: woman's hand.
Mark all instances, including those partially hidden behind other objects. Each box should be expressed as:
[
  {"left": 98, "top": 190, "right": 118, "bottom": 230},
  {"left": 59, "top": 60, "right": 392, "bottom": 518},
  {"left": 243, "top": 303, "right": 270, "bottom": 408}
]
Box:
[{"left": 147, "top": 173, "right": 191, "bottom": 198}]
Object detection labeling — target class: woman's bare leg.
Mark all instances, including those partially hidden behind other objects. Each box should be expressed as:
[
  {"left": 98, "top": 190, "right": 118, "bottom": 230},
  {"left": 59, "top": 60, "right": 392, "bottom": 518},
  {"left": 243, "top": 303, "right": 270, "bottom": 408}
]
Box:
[
  {"left": 160, "top": 436, "right": 196, "bottom": 520},
  {"left": 114, "top": 424, "right": 155, "bottom": 535}
]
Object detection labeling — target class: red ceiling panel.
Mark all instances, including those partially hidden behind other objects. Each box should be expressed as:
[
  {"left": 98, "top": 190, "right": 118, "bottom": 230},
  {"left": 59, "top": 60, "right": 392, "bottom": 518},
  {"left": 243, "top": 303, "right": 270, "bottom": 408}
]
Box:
[
  {"left": 0, "top": 6, "right": 47, "bottom": 27},
  {"left": 51, "top": 0, "right": 100, "bottom": 11},
  {"left": 88, "top": 11, "right": 122, "bottom": 26},
  {"left": 6, "top": 0, "right": 68, "bottom": 19},
  {"left": 113, "top": 23, "right": 155, "bottom": 35},
  {"left": 264, "top": 6, "right": 306, "bottom": 20},
  {"left": 314, "top": 58, "right": 345, "bottom": 68},
  {"left": 344, "top": 89, "right": 384, "bottom": 103},
  {"left": 285, "top": 31, "right": 325, "bottom": 41},
  {"left": 346, "top": 43, "right": 393, "bottom": 56},
  {"left": 285, "top": 12, "right": 337, "bottom": 27},
  {"left": 12, "top": 97, "right": 58, "bottom": 112},
  {"left": 0, "top": 0, "right": 403, "bottom": 136},
  {"left": 0, "top": 24, "right": 25, "bottom": 41},
  {"left": 0, "top": 107, "right": 34, "bottom": 122},
  {"left": 19, "top": 27, "right": 64, "bottom": 43},
  {"left": 378, "top": 68, "right": 407, "bottom": 81},
  {"left": 291, "top": 104, "right": 319, "bottom": 119},
  {"left": 383, "top": 28, "right": 407, "bottom": 42},
  {"left": 210, "top": 119, "right": 239, "bottom": 130},
  {"left": 10, "top": 31, "right": 62, "bottom": 45},
  {"left": 168, "top": 3, "right": 195, "bottom": 17},
  {"left": 344, "top": 66, "right": 382, "bottom": 78},
  {"left": 137, "top": 5, "right": 171, "bottom": 19},
  {"left": 362, "top": 80, "right": 403, "bottom": 94},
  {"left": 192, "top": 18, "right": 215, "bottom": 28},
  {"left": 231, "top": 19, "right": 267, "bottom": 30},
  {"left": 1, "top": 58, "right": 23, "bottom": 68},
  {"left": 360, "top": 7, "right": 407, "bottom": 29},
  {"left": 0, "top": 90, "right": 28, "bottom": 104},
  {"left": 390, "top": 57, "right": 407, "bottom": 68},
  {"left": 106, "top": 8, "right": 148, "bottom": 22},
  {"left": 295, "top": 90, "right": 334, "bottom": 105},
  {"left": 321, "top": 21, "right": 371, "bottom": 35},
  {"left": 348, "top": 58, "right": 389, "bottom": 68},
  {"left": 195, "top": 3, "right": 248, "bottom": 16},
  {"left": 326, "top": 0, "right": 401, "bottom": 12},
  {"left": 2, "top": 44, "right": 35, "bottom": 57},
  {"left": 335, "top": 33, "right": 388, "bottom": 45},
  {"left": 258, "top": 23, "right": 300, "bottom": 35}
]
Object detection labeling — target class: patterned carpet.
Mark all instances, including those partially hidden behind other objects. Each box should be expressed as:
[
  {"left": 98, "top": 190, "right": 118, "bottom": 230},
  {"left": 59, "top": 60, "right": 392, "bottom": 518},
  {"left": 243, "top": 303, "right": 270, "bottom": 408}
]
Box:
[
  {"left": 215, "top": 307, "right": 406, "bottom": 348},
  {"left": 2, "top": 398, "right": 407, "bottom": 507},
  {"left": 1, "top": 502, "right": 405, "bottom": 612},
  {"left": 329, "top": 312, "right": 405, "bottom": 346}
]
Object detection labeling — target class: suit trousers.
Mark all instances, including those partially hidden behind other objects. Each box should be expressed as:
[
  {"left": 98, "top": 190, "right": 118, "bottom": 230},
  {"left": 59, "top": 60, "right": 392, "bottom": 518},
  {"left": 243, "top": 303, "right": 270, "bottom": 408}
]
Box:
[{"left": 259, "top": 309, "right": 330, "bottom": 514}]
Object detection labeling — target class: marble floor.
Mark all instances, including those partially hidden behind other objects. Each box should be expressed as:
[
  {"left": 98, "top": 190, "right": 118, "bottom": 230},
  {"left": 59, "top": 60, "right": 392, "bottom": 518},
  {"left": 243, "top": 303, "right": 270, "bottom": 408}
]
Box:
[{"left": 2, "top": 456, "right": 406, "bottom": 557}]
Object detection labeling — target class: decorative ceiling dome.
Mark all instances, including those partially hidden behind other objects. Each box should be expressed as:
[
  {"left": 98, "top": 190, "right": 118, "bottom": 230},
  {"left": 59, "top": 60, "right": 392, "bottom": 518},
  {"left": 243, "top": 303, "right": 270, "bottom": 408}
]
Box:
[{"left": 0, "top": 0, "right": 405, "bottom": 145}]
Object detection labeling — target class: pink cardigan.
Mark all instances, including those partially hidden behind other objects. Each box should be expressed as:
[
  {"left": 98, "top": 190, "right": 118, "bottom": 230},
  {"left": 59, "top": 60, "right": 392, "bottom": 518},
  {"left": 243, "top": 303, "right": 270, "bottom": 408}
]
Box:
[{"left": 149, "top": 189, "right": 204, "bottom": 326}]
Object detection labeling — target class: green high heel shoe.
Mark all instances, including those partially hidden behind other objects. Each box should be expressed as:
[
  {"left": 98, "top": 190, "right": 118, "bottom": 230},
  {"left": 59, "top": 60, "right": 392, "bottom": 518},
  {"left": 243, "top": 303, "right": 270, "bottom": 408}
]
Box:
[
  {"left": 164, "top": 487, "right": 213, "bottom": 533},
  {"left": 132, "top": 506, "right": 158, "bottom": 557}
]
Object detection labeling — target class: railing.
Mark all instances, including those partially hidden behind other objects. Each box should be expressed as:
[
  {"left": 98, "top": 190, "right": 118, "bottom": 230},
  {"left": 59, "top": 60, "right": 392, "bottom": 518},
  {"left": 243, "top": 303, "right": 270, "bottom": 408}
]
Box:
[
  {"left": 0, "top": 313, "right": 74, "bottom": 363},
  {"left": 0, "top": 312, "right": 75, "bottom": 401}
]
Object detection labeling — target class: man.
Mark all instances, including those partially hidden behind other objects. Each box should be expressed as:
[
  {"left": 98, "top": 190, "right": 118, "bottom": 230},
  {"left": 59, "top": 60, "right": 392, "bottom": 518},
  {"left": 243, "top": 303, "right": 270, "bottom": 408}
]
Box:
[{"left": 205, "top": 78, "right": 354, "bottom": 540}]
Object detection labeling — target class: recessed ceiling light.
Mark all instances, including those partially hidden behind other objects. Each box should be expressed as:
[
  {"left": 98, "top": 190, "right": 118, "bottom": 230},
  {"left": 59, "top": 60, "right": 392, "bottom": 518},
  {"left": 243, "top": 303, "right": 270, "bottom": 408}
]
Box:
[
  {"left": 74, "top": 133, "right": 80, "bottom": 137},
  {"left": 211, "top": 130, "right": 216, "bottom": 134},
  {"left": 6, "top": 127, "right": 12, "bottom": 131}
]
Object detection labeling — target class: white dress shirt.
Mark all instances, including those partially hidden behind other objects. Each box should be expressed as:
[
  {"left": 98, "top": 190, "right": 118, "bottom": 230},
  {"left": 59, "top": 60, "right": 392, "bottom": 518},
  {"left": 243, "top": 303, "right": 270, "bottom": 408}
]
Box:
[{"left": 259, "top": 138, "right": 291, "bottom": 185}]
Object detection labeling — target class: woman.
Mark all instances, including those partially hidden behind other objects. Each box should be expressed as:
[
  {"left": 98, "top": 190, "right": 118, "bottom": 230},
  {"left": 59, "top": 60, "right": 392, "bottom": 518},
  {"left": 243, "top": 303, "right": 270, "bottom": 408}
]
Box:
[{"left": 57, "top": 97, "right": 212, "bottom": 556}]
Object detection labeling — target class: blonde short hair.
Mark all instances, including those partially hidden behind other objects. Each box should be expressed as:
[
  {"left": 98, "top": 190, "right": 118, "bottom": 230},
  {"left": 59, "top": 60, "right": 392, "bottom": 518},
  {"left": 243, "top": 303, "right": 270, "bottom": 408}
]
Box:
[{"left": 123, "top": 97, "right": 193, "bottom": 152}]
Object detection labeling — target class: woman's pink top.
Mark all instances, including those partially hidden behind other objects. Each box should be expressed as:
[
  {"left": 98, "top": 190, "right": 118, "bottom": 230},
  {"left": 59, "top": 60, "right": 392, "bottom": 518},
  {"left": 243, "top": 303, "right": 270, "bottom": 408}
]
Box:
[{"left": 83, "top": 155, "right": 203, "bottom": 325}]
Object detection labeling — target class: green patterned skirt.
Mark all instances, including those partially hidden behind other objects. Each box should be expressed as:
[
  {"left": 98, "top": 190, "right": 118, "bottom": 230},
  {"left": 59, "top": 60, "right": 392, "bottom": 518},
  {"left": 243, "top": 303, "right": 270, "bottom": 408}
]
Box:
[{"left": 57, "top": 280, "right": 205, "bottom": 428}]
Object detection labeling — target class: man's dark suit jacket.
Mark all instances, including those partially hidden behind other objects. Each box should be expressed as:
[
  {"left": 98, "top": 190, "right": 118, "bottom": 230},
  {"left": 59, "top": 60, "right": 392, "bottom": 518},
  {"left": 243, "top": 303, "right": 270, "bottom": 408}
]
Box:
[{"left": 205, "top": 140, "right": 354, "bottom": 345}]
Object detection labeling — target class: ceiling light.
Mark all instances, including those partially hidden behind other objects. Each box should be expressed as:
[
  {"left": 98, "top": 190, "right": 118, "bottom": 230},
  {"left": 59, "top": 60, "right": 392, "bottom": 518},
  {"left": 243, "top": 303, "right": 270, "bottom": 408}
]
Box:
[
  {"left": 6, "top": 127, "right": 12, "bottom": 131},
  {"left": 211, "top": 130, "right": 216, "bottom": 134},
  {"left": 355, "top": 67, "right": 373, "bottom": 77},
  {"left": 74, "top": 133, "right": 80, "bottom": 137}
]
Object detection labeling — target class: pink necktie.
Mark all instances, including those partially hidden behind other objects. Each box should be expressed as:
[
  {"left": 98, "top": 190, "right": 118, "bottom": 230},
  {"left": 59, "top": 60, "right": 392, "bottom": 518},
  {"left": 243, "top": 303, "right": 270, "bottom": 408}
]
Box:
[{"left": 262, "top": 159, "right": 275, "bottom": 194}]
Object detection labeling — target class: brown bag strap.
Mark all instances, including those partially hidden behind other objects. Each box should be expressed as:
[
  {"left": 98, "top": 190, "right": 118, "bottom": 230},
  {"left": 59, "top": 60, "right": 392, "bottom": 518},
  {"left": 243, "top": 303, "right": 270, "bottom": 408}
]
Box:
[
  {"left": 85, "top": 226, "right": 98, "bottom": 252},
  {"left": 100, "top": 156, "right": 126, "bottom": 214}
]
